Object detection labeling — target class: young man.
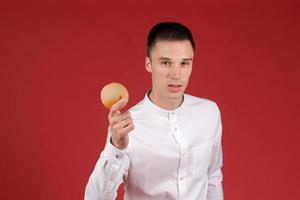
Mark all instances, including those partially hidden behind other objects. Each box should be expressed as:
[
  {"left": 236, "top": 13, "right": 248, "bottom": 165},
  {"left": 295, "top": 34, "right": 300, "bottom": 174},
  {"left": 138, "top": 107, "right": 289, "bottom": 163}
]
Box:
[{"left": 85, "top": 22, "right": 223, "bottom": 200}]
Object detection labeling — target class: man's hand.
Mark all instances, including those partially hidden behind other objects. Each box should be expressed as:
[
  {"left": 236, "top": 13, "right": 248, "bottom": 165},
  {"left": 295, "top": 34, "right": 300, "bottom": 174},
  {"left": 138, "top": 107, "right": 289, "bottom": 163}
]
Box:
[{"left": 108, "top": 97, "right": 134, "bottom": 149}]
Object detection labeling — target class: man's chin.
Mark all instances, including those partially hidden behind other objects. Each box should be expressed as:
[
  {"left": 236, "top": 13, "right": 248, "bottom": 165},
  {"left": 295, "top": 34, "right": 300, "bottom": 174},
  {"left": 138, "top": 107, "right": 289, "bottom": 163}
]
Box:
[{"left": 167, "top": 92, "right": 184, "bottom": 100}]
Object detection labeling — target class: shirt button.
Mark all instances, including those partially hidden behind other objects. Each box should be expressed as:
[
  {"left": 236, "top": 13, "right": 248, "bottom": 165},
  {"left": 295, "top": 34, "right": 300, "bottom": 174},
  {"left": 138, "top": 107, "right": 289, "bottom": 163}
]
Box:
[{"left": 115, "top": 154, "right": 122, "bottom": 159}]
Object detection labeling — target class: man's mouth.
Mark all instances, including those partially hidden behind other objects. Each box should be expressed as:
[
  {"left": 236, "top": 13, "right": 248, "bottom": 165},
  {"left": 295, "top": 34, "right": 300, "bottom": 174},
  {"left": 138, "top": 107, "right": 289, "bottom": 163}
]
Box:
[
  {"left": 168, "top": 84, "right": 182, "bottom": 87},
  {"left": 167, "top": 84, "right": 182, "bottom": 92}
]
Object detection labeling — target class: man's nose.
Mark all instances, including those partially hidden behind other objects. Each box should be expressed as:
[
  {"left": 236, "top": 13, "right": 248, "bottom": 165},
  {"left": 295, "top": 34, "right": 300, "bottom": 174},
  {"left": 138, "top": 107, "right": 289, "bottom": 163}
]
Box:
[{"left": 170, "top": 65, "right": 181, "bottom": 79}]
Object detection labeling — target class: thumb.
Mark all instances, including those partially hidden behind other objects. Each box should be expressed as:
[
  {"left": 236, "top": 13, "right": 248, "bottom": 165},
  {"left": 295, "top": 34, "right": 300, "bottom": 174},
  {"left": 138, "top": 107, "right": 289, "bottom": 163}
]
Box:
[{"left": 109, "top": 96, "right": 129, "bottom": 117}]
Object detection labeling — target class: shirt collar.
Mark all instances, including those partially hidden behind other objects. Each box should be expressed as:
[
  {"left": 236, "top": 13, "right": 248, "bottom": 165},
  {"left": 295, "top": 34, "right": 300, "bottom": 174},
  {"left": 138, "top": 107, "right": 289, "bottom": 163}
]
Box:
[{"left": 143, "top": 90, "right": 185, "bottom": 117}]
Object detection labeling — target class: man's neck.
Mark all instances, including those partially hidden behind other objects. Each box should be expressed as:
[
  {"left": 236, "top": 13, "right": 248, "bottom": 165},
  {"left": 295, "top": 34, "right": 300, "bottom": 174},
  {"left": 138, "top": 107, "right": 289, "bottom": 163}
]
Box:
[{"left": 148, "top": 90, "right": 183, "bottom": 111}]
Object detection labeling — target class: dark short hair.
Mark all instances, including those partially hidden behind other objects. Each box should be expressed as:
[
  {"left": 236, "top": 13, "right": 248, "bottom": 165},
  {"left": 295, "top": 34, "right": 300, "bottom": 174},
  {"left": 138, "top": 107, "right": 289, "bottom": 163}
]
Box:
[{"left": 147, "top": 22, "right": 195, "bottom": 57}]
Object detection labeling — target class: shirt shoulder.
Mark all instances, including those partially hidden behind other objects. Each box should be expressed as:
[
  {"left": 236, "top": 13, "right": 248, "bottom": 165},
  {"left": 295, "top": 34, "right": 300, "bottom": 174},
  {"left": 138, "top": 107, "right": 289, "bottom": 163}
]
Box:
[{"left": 184, "top": 93, "right": 221, "bottom": 115}]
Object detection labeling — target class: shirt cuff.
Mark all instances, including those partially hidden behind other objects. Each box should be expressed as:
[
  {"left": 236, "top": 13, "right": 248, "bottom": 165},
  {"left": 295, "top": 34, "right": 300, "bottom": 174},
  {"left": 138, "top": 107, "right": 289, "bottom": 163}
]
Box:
[{"left": 104, "top": 138, "right": 128, "bottom": 161}]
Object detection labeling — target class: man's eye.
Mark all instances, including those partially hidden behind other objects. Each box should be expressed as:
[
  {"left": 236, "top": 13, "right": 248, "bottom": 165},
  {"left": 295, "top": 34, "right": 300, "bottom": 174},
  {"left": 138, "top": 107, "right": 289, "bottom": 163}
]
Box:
[
  {"left": 161, "top": 61, "right": 170, "bottom": 66},
  {"left": 181, "top": 62, "right": 190, "bottom": 66}
]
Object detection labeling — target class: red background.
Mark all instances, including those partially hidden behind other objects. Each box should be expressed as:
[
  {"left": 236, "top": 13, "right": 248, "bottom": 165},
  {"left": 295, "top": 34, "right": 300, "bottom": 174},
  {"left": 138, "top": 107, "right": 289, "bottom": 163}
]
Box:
[{"left": 1, "top": 0, "right": 299, "bottom": 199}]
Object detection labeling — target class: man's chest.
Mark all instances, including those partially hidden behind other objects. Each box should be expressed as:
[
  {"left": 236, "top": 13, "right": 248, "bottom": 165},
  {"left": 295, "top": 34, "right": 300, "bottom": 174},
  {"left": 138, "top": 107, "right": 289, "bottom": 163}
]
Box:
[{"left": 126, "top": 117, "right": 214, "bottom": 179}]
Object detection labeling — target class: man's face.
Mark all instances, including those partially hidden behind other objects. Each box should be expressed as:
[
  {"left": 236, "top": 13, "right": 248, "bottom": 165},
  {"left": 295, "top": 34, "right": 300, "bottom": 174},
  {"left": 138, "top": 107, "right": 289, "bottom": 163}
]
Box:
[{"left": 145, "top": 40, "right": 194, "bottom": 108}]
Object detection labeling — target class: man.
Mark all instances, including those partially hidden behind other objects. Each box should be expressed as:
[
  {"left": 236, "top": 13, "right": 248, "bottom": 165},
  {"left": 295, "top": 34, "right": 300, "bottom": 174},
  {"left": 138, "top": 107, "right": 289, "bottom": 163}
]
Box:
[{"left": 85, "top": 22, "right": 223, "bottom": 200}]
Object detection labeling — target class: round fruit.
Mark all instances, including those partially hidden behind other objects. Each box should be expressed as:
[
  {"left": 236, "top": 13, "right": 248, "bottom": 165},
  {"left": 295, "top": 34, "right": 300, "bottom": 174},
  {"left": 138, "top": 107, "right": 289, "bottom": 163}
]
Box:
[{"left": 100, "top": 82, "right": 129, "bottom": 109}]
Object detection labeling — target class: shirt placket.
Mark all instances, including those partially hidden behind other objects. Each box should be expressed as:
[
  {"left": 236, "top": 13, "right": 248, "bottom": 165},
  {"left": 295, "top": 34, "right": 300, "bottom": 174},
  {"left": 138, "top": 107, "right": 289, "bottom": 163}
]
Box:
[{"left": 168, "top": 112, "right": 188, "bottom": 199}]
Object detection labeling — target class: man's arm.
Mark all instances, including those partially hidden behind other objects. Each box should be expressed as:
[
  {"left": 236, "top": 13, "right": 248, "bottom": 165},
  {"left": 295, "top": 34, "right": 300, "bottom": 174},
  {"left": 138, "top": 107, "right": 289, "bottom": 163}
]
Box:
[
  {"left": 206, "top": 108, "right": 224, "bottom": 200},
  {"left": 85, "top": 97, "right": 133, "bottom": 200},
  {"left": 85, "top": 130, "right": 130, "bottom": 200}
]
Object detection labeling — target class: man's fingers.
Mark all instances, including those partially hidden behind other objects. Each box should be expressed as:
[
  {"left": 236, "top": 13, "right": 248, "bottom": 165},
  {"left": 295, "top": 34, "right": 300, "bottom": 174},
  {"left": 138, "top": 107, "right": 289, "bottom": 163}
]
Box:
[
  {"left": 117, "top": 123, "right": 134, "bottom": 136},
  {"left": 109, "top": 111, "right": 131, "bottom": 125},
  {"left": 108, "top": 97, "right": 129, "bottom": 118},
  {"left": 113, "top": 118, "right": 133, "bottom": 130}
]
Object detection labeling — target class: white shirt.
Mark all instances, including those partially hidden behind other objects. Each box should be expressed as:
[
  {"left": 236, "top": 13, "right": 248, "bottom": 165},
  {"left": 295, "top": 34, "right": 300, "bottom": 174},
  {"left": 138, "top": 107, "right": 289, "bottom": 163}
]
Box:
[{"left": 85, "top": 93, "right": 223, "bottom": 200}]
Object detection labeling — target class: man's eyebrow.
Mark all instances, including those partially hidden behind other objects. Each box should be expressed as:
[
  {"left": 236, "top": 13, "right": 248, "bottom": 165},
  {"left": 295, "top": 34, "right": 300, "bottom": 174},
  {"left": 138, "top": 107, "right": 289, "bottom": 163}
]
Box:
[
  {"left": 158, "top": 57, "right": 171, "bottom": 60},
  {"left": 182, "top": 58, "right": 193, "bottom": 61},
  {"left": 158, "top": 57, "right": 193, "bottom": 61}
]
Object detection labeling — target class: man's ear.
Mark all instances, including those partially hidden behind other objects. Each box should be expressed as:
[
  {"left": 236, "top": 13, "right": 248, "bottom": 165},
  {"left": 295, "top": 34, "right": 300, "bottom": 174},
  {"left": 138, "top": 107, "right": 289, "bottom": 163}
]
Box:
[{"left": 145, "top": 57, "right": 152, "bottom": 73}]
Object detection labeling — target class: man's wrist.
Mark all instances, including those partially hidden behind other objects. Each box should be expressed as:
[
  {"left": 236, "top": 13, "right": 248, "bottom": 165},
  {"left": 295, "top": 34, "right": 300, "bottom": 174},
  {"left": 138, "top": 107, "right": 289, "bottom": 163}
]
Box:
[{"left": 110, "top": 137, "right": 127, "bottom": 150}]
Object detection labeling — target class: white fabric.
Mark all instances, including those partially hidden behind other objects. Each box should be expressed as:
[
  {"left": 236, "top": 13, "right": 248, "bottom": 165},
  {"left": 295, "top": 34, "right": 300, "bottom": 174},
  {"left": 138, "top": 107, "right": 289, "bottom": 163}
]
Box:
[{"left": 85, "top": 93, "right": 223, "bottom": 200}]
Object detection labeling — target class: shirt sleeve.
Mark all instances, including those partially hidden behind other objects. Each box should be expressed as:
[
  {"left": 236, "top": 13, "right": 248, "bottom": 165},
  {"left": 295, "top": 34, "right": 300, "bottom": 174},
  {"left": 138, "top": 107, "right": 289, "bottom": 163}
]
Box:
[
  {"left": 206, "top": 108, "right": 224, "bottom": 200},
  {"left": 85, "top": 129, "right": 130, "bottom": 200}
]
